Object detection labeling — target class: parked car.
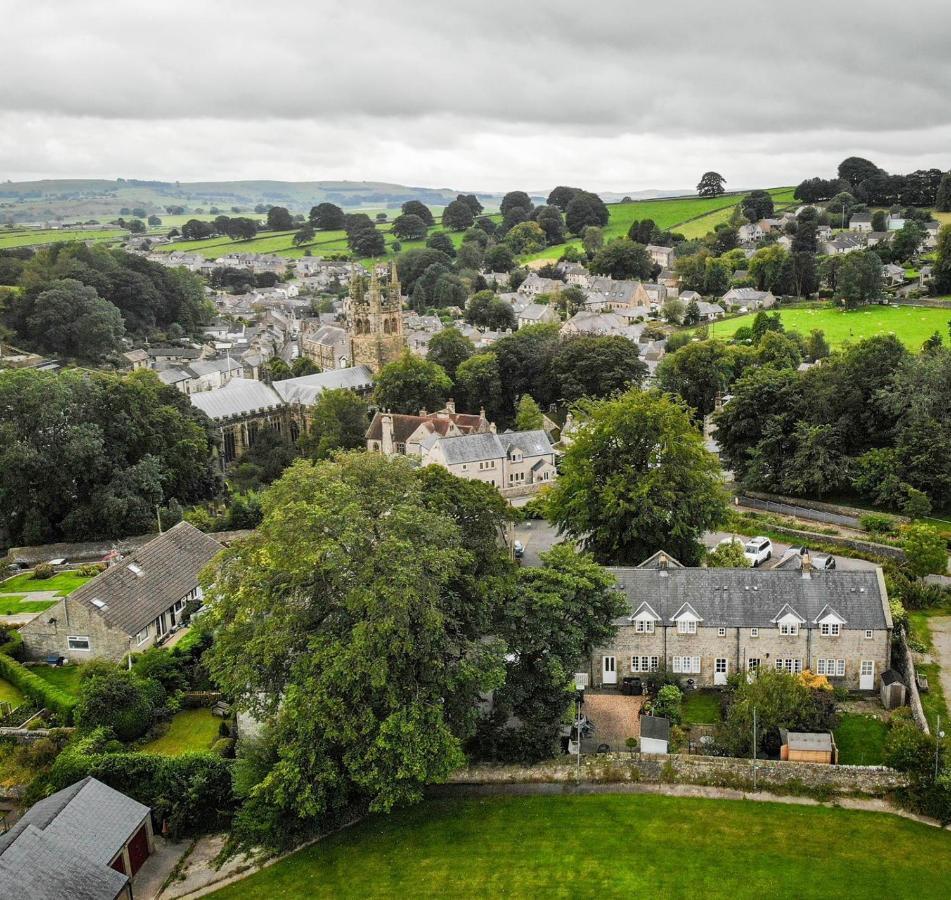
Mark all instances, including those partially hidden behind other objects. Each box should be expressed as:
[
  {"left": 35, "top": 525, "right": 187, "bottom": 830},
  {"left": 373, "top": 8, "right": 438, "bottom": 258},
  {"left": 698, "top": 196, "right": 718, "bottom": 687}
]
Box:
[
  {"left": 743, "top": 537, "right": 773, "bottom": 567},
  {"left": 783, "top": 546, "right": 836, "bottom": 569},
  {"left": 513, "top": 540, "right": 524, "bottom": 559}
]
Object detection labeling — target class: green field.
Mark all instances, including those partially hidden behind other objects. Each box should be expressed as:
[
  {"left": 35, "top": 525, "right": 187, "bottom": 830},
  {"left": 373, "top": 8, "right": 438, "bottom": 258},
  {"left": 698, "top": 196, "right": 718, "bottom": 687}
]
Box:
[
  {"left": 702, "top": 304, "right": 951, "bottom": 350},
  {"left": 209, "top": 795, "right": 951, "bottom": 898},
  {"left": 0, "top": 227, "right": 127, "bottom": 250},
  {"left": 834, "top": 714, "right": 888, "bottom": 766},
  {"left": 139, "top": 708, "right": 222, "bottom": 755},
  {"left": 0, "top": 571, "right": 92, "bottom": 596}
]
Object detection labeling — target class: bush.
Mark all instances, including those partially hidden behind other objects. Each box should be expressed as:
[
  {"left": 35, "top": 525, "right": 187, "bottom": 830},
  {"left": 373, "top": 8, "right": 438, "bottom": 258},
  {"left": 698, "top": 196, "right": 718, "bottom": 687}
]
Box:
[
  {"left": 75, "top": 665, "right": 154, "bottom": 742},
  {"left": 0, "top": 626, "right": 24, "bottom": 659},
  {"left": 48, "top": 745, "right": 235, "bottom": 838},
  {"left": 132, "top": 648, "right": 188, "bottom": 694},
  {"left": 0, "top": 654, "right": 76, "bottom": 720},
  {"left": 211, "top": 737, "right": 235, "bottom": 758},
  {"left": 77, "top": 563, "right": 105, "bottom": 577},
  {"left": 32, "top": 563, "right": 54, "bottom": 580},
  {"left": 884, "top": 719, "right": 936, "bottom": 777},
  {"left": 652, "top": 684, "right": 683, "bottom": 725},
  {"left": 860, "top": 513, "right": 897, "bottom": 536}
]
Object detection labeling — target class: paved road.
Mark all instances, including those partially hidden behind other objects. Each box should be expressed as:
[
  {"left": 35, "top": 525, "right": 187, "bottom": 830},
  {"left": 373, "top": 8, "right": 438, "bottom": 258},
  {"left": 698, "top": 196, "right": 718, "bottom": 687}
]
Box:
[{"left": 512, "top": 522, "right": 880, "bottom": 572}]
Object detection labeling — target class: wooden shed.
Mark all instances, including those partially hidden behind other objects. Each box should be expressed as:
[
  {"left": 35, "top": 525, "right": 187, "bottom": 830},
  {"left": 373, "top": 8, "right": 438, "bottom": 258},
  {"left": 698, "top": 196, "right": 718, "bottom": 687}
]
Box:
[
  {"left": 880, "top": 669, "right": 907, "bottom": 710},
  {"left": 779, "top": 729, "right": 837, "bottom": 764}
]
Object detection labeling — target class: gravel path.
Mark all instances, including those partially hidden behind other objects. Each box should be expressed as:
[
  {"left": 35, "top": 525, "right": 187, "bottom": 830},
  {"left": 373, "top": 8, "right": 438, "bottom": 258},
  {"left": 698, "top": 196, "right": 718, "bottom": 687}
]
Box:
[{"left": 928, "top": 616, "right": 951, "bottom": 714}]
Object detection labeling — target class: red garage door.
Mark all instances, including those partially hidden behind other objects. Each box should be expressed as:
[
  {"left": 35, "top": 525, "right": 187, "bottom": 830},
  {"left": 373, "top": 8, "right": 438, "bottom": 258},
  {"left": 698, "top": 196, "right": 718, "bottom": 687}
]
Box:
[{"left": 126, "top": 823, "right": 151, "bottom": 875}]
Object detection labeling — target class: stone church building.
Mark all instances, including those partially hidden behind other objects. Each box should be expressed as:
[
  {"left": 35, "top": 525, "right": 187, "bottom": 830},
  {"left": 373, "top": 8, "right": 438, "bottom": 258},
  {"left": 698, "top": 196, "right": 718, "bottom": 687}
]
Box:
[{"left": 345, "top": 262, "right": 406, "bottom": 373}]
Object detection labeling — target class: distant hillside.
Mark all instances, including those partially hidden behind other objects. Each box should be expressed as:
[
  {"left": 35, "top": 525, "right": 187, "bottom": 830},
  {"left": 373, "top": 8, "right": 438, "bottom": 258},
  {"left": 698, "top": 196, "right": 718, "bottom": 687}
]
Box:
[
  {"left": 0, "top": 179, "right": 501, "bottom": 224},
  {"left": 0, "top": 179, "right": 699, "bottom": 224}
]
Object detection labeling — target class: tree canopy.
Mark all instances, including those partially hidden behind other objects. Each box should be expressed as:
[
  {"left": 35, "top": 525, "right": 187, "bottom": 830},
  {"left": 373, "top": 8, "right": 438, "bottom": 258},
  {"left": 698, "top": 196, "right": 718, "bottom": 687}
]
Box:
[
  {"left": 697, "top": 172, "right": 727, "bottom": 197},
  {"left": 373, "top": 351, "right": 452, "bottom": 414},
  {"left": 547, "top": 389, "right": 727, "bottom": 565}
]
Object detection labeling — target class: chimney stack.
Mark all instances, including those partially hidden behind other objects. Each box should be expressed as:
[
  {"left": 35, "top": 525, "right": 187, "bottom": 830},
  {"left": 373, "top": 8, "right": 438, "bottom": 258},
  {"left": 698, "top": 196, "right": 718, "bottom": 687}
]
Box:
[
  {"left": 381, "top": 412, "right": 394, "bottom": 456},
  {"left": 801, "top": 550, "right": 813, "bottom": 578},
  {"left": 445, "top": 397, "right": 456, "bottom": 415}
]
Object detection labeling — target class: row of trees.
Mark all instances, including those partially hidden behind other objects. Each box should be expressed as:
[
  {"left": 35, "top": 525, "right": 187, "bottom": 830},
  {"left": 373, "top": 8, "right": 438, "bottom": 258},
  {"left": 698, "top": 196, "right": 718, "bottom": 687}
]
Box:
[{"left": 796, "top": 157, "right": 951, "bottom": 210}]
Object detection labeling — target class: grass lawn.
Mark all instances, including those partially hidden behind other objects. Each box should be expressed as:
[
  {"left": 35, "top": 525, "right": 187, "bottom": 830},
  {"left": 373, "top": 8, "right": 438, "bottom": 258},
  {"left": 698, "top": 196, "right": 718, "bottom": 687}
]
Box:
[
  {"left": 0, "top": 678, "right": 25, "bottom": 707},
  {"left": 209, "top": 795, "right": 951, "bottom": 898},
  {"left": 0, "top": 599, "right": 57, "bottom": 615},
  {"left": 701, "top": 304, "right": 951, "bottom": 350},
  {"left": 917, "top": 662, "right": 949, "bottom": 733},
  {"left": 139, "top": 708, "right": 222, "bottom": 755},
  {"left": 0, "top": 571, "right": 92, "bottom": 596},
  {"left": 0, "top": 228, "right": 126, "bottom": 250},
  {"left": 29, "top": 664, "right": 82, "bottom": 697},
  {"left": 682, "top": 690, "right": 722, "bottom": 724},
  {"left": 834, "top": 714, "right": 888, "bottom": 766}
]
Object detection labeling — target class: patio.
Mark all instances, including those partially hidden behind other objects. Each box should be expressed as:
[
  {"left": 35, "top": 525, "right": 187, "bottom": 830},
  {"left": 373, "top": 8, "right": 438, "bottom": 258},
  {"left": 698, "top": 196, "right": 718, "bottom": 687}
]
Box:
[{"left": 580, "top": 691, "right": 645, "bottom": 752}]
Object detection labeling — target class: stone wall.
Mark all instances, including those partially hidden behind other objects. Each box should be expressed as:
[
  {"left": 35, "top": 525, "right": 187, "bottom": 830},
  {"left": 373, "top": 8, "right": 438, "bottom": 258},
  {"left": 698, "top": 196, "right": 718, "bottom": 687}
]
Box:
[
  {"left": 0, "top": 726, "right": 75, "bottom": 745},
  {"left": 893, "top": 630, "right": 930, "bottom": 735},
  {"left": 448, "top": 753, "right": 909, "bottom": 796}
]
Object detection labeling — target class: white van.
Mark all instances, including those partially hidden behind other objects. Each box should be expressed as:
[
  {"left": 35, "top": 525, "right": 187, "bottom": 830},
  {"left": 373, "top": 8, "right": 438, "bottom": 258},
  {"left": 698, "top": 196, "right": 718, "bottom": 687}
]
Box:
[{"left": 743, "top": 537, "right": 773, "bottom": 567}]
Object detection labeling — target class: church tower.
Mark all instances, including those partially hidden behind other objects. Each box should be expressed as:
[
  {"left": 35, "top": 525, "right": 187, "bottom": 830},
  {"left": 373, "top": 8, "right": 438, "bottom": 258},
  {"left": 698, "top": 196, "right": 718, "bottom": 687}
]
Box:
[{"left": 345, "top": 261, "right": 405, "bottom": 373}]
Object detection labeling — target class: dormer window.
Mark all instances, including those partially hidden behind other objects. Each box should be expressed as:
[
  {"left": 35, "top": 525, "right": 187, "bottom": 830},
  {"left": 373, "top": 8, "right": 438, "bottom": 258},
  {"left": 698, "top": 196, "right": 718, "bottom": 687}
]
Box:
[
  {"left": 635, "top": 619, "right": 655, "bottom": 634},
  {"left": 779, "top": 622, "right": 799, "bottom": 636},
  {"left": 677, "top": 620, "right": 697, "bottom": 635},
  {"left": 820, "top": 623, "right": 840, "bottom": 636}
]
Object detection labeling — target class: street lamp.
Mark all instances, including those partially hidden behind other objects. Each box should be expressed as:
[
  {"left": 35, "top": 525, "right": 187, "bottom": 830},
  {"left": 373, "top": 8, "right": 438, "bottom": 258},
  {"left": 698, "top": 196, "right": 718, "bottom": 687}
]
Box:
[{"left": 936, "top": 715, "right": 945, "bottom": 781}]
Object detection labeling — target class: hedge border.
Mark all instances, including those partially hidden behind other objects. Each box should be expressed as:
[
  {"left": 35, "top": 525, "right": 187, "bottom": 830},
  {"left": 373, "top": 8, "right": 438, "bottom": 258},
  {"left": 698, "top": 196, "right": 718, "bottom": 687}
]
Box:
[{"left": 0, "top": 653, "right": 76, "bottom": 722}]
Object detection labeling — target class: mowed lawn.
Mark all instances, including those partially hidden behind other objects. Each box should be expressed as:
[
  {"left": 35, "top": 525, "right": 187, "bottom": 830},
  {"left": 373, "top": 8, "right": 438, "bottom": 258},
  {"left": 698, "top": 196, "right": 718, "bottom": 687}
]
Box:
[
  {"left": 834, "top": 714, "right": 888, "bottom": 766},
  {"left": 0, "top": 571, "right": 92, "bottom": 596},
  {"left": 0, "top": 678, "right": 25, "bottom": 707},
  {"left": 702, "top": 305, "right": 951, "bottom": 350},
  {"left": 209, "top": 795, "right": 951, "bottom": 899},
  {"left": 29, "top": 664, "right": 82, "bottom": 697},
  {"left": 139, "top": 708, "right": 222, "bottom": 755}
]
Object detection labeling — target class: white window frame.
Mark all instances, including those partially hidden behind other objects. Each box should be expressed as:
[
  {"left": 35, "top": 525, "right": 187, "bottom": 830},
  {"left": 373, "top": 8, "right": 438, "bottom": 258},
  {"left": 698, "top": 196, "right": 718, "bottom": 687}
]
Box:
[
  {"left": 775, "top": 658, "right": 803, "bottom": 674},
  {"left": 779, "top": 622, "right": 800, "bottom": 636},
  {"left": 820, "top": 623, "right": 840, "bottom": 636},
  {"left": 631, "top": 656, "right": 659, "bottom": 673},
  {"left": 717, "top": 627, "right": 726, "bottom": 637},
  {"left": 634, "top": 619, "right": 655, "bottom": 634},
  {"left": 67, "top": 635, "right": 91, "bottom": 651},
  {"left": 750, "top": 628, "right": 759, "bottom": 638},
  {"left": 672, "top": 656, "right": 701, "bottom": 674},
  {"left": 135, "top": 625, "right": 151, "bottom": 645},
  {"left": 677, "top": 619, "right": 697, "bottom": 635},
  {"left": 747, "top": 658, "right": 760, "bottom": 672},
  {"left": 864, "top": 629, "right": 873, "bottom": 640}
]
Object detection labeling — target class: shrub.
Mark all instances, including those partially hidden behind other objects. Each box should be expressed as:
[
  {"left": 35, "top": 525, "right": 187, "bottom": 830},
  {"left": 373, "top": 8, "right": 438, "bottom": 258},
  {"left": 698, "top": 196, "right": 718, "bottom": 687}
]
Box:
[
  {"left": 48, "top": 745, "right": 235, "bottom": 837},
  {"left": 32, "top": 563, "right": 54, "bottom": 580},
  {"left": 860, "top": 513, "right": 897, "bottom": 536},
  {"left": 77, "top": 563, "right": 105, "bottom": 577},
  {"left": 133, "top": 648, "right": 188, "bottom": 694},
  {"left": 902, "top": 524, "right": 948, "bottom": 578},
  {"left": 0, "top": 654, "right": 76, "bottom": 720},
  {"left": 75, "top": 665, "right": 154, "bottom": 742},
  {"left": 211, "top": 737, "right": 235, "bottom": 758},
  {"left": 652, "top": 684, "right": 684, "bottom": 725},
  {"left": 0, "top": 626, "right": 24, "bottom": 659},
  {"left": 884, "top": 719, "right": 935, "bottom": 778}
]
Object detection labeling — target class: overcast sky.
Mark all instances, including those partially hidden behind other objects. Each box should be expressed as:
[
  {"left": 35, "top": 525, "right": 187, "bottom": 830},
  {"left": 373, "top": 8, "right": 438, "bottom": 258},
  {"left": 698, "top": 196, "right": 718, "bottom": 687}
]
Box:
[{"left": 2, "top": 0, "right": 950, "bottom": 192}]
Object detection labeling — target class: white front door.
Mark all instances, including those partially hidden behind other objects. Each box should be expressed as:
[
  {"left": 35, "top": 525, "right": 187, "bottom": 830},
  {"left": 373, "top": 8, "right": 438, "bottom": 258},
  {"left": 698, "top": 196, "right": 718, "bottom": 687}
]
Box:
[
  {"left": 714, "top": 658, "right": 728, "bottom": 686},
  {"left": 602, "top": 655, "right": 617, "bottom": 686},
  {"left": 860, "top": 660, "right": 875, "bottom": 690}
]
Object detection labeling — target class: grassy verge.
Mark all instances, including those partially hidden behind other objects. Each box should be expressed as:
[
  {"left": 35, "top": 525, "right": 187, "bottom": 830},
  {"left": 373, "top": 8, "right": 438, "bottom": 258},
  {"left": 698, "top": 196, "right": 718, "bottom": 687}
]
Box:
[
  {"left": 207, "top": 795, "right": 951, "bottom": 898},
  {"left": 917, "top": 663, "right": 948, "bottom": 733},
  {"left": 0, "top": 599, "right": 58, "bottom": 615},
  {"left": 834, "top": 713, "right": 887, "bottom": 766},
  {"left": 139, "top": 708, "right": 222, "bottom": 755}
]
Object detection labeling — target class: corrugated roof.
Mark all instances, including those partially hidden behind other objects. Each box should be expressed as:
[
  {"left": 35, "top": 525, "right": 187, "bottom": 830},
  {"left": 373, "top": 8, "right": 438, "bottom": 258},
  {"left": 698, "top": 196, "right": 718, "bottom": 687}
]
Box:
[
  {"left": 609, "top": 566, "right": 887, "bottom": 630},
  {"left": 69, "top": 521, "right": 222, "bottom": 636}
]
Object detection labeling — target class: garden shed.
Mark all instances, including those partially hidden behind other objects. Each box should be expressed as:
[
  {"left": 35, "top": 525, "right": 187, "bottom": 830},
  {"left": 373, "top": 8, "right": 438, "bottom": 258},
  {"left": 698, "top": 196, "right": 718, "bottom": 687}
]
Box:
[
  {"left": 879, "top": 669, "right": 907, "bottom": 710},
  {"left": 639, "top": 715, "right": 670, "bottom": 754},
  {"left": 779, "top": 730, "right": 837, "bottom": 764}
]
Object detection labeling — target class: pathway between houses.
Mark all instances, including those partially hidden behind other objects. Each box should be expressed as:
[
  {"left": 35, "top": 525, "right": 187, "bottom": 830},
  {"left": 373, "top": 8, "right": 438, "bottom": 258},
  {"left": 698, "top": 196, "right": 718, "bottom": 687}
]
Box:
[{"left": 928, "top": 616, "right": 951, "bottom": 718}]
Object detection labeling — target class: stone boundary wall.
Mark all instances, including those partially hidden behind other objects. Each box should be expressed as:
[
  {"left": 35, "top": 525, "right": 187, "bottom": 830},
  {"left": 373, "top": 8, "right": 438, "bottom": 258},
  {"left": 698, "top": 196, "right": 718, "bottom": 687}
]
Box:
[
  {"left": 746, "top": 522, "right": 905, "bottom": 561},
  {"left": 447, "top": 753, "right": 908, "bottom": 795},
  {"left": 894, "top": 630, "right": 930, "bottom": 734},
  {"left": 741, "top": 490, "right": 908, "bottom": 525},
  {"left": 501, "top": 484, "right": 546, "bottom": 500},
  {"left": 0, "top": 726, "right": 75, "bottom": 744}
]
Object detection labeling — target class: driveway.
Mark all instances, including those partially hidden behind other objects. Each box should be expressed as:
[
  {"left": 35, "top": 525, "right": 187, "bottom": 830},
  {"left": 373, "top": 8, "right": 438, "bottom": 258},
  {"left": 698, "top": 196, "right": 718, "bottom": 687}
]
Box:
[
  {"left": 513, "top": 519, "right": 563, "bottom": 568},
  {"left": 581, "top": 692, "right": 644, "bottom": 752},
  {"left": 705, "top": 531, "right": 880, "bottom": 572}
]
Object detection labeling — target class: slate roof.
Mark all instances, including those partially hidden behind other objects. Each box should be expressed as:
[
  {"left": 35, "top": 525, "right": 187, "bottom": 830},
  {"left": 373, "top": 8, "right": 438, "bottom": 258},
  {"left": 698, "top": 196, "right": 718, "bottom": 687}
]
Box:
[
  {"left": 437, "top": 432, "right": 508, "bottom": 465},
  {"left": 365, "top": 411, "right": 488, "bottom": 443},
  {"left": 69, "top": 521, "right": 222, "bottom": 636},
  {"left": 190, "top": 377, "right": 284, "bottom": 421},
  {"left": 0, "top": 777, "right": 150, "bottom": 900},
  {"left": 500, "top": 429, "right": 554, "bottom": 457},
  {"left": 608, "top": 566, "right": 889, "bottom": 631},
  {"left": 272, "top": 366, "right": 374, "bottom": 405},
  {"left": 640, "top": 715, "right": 670, "bottom": 742}
]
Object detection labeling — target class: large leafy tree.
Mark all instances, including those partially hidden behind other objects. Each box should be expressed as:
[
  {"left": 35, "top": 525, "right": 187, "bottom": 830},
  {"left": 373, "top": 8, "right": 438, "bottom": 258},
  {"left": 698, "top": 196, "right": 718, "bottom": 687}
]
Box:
[
  {"left": 298, "top": 388, "right": 370, "bottom": 460},
  {"left": 454, "top": 352, "right": 503, "bottom": 420},
  {"left": 657, "top": 339, "right": 738, "bottom": 417},
  {"left": 426, "top": 327, "right": 474, "bottom": 381},
  {"left": 0, "top": 368, "right": 216, "bottom": 544},
  {"left": 589, "top": 239, "right": 655, "bottom": 280},
  {"left": 564, "top": 191, "right": 609, "bottom": 235},
  {"left": 204, "top": 453, "right": 513, "bottom": 848},
  {"left": 477, "top": 545, "right": 625, "bottom": 761},
  {"left": 400, "top": 200, "right": 435, "bottom": 227},
  {"left": 373, "top": 351, "right": 452, "bottom": 414},
  {"left": 466, "top": 291, "right": 517, "bottom": 331},
  {"left": 834, "top": 250, "right": 883, "bottom": 307},
  {"left": 23, "top": 278, "right": 125, "bottom": 359},
  {"left": 696, "top": 171, "right": 726, "bottom": 197},
  {"left": 391, "top": 213, "right": 427, "bottom": 241},
  {"left": 933, "top": 224, "right": 951, "bottom": 294},
  {"left": 309, "top": 202, "right": 345, "bottom": 230},
  {"left": 442, "top": 199, "right": 474, "bottom": 231},
  {"left": 547, "top": 390, "right": 727, "bottom": 565},
  {"left": 266, "top": 206, "right": 294, "bottom": 231},
  {"left": 491, "top": 324, "right": 562, "bottom": 419},
  {"left": 550, "top": 335, "right": 647, "bottom": 402}
]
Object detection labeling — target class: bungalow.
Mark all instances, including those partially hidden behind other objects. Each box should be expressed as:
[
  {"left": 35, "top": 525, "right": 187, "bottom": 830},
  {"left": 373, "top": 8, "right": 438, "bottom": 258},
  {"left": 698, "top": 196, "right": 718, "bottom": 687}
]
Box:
[
  {"left": 866, "top": 231, "right": 891, "bottom": 249},
  {"left": 848, "top": 212, "right": 873, "bottom": 232},
  {"left": 695, "top": 301, "right": 725, "bottom": 322},
  {"left": 0, "top": 777, "right": 153, "bottom": 899},
  {"left": 720, "top": 287, "right": 776, "bottom": 309},
  {"left": 18, "top": 522, "right": 222, "bottom": 663},
  {"left": 883, "top": 263, "right": 906, "bottom": 285},
  {"left": 516, "top": 302, "right": 560, "bottom": 328}
]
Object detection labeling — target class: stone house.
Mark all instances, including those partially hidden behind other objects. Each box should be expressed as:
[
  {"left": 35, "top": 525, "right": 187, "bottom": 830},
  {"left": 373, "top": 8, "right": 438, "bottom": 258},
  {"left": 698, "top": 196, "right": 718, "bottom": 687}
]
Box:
[
  {"left": 299, "top": 320, "right": 349, "bottom": 370},
  {"left": 517, "top": 274, "right": 563, "bottom": 297},
  {"left": 824, "top": 234, "right": 866, "bottom": 255},
  {"left": 516, "top": 302, "right": 560, "bottom": 328},
  {"left": 589, "top": 552, "right": 892, "bottom": 692},
  {"left": 366, "top": 403, "right": 492, "bottom": 457},
  {"left": 18, "top": 522, "right": 222, "bottom": 663},
  {"left": 646, "top": 244, "right": 676, "bottom": 268},
  {"left": 848, "top": 212, "right": 873, "bottom": 232},
  {"left": 419, "top": 429, "right": 557, "bottom": 495},
  {"left": 720, "top": 288, "right": 777, "bottom": 309}
]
